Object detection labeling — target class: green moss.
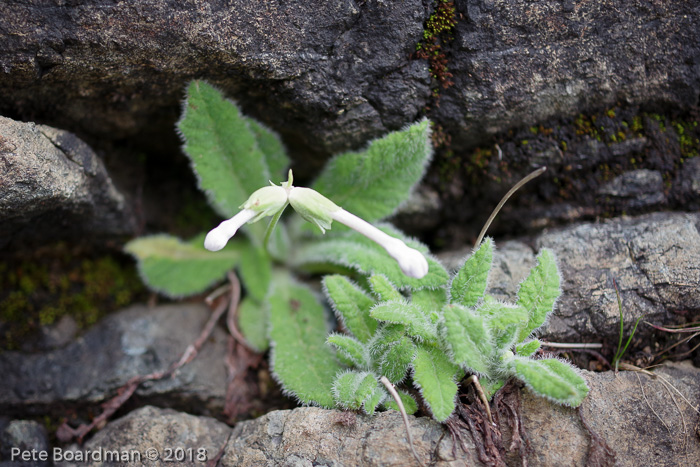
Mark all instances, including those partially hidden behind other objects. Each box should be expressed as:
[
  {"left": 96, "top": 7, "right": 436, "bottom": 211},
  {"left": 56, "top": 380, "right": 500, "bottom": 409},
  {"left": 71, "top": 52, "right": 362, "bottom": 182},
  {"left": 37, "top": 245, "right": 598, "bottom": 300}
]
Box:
[
  {"left": 416, "top": 0, "right": 458, "bottom": 97},
  {"left": 1, "top": 246, "right": 146, "bottom": 350}
]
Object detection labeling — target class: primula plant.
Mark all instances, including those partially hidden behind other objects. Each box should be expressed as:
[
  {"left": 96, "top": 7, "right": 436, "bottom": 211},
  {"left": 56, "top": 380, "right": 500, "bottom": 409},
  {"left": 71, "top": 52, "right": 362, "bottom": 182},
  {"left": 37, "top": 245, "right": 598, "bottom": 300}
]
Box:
[{"left": 126, "top": 80, "right": 588, "bottom": 426}]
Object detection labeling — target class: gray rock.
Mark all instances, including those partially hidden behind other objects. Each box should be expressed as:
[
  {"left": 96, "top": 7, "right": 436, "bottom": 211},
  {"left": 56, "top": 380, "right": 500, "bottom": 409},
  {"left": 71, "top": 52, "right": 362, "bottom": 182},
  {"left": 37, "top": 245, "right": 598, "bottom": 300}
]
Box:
[
  {"left": 0, "top": 420, "right": 49, "bottom": 467},
  {"left": 1, "top": 1, "right": 697, "bottom": 163},
  {"left": 0, "top": 304, "right": 228, "bottom": 417},
  {"left": 56, "top": 406, "right": 231, "bottom": 467},
  {"left": 598, "top": 169, "right": 666, "bottom": 209},
  {"left": 0, "top": 116, "right": 135, "bottom": 249},
  {"left": 438, "top": 212, "right": 700, "bottom": 342},
  {"left": 222, "top": 406, "right": 477, "bottom": 467},
  {"left": 74, "top": 362, "right": 697, "bottom": 466},
  {"left": 537, "top": 211, "right": 700, "bottom": 342}
]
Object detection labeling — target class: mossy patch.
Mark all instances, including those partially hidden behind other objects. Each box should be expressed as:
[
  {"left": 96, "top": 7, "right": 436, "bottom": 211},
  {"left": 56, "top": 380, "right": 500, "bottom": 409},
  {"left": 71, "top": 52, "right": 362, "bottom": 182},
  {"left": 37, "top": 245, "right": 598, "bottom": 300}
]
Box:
[{"left": 0, "top": 244, "right": 146, "bottom": 350}]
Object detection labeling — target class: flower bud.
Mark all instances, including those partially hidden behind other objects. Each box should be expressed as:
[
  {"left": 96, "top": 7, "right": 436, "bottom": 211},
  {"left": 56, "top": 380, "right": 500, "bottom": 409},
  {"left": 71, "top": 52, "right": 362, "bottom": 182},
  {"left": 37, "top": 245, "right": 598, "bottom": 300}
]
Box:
[
  {"left": 241, "top": 185, "right": 289, "bottom": 222},
  {"left": 288, "top": 187, "right": 340, "bottom": 233}
]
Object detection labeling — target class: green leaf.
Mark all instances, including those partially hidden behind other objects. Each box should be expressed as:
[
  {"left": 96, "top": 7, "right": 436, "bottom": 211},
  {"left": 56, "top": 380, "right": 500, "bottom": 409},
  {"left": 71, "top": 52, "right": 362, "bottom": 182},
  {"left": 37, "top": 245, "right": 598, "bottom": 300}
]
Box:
[
  {"left": 238, "top": 245, "right": 271, "bottom": 302},
  {"left": 412, "top": 345, "right": 461, "bottom": 422},
  {"left": 332, "top": 371, "right": 385, "bottom": 414},
  {"left": 312, "top": 118, "right": 433, "bottom": 223},
  {"left": 377, "top": 337, "right": 416, "bottom": 384},
  {"left": 246, "top": 118, "right": 289, "bottom": 181},
  {"left": 510, "top": 357, "right": 589, "bottom": 407},
  {"left": 238, "top": 297, "right": 269, "bottom": 352},
  {"left": 177, "top": 81, "right": 270, "bottom": 218},
  {"left": 368, "top": 324, "right": 406, "bottom": 359},
  {"left": 322, "top": 275, "right": 377, "bottom": 343},
  {"left": 268, "top": 272, "right": 341, "bottom": 407},
  {"left": 450, "top": 238, "right": 493, "bottom": 308},
  {"left": 441, "top": 304, "right": 492, "bottom": 375},
  {"left": 295, "top": 225, "right": 449, "bottom": 290},
  {"left": 482, "top": 301, "right": 529, "bottom": 353},
  {"left": 516, "top": 249, "right": 561, "bottom": 342},
  {"left": 368, "top": 275, "right": 403, "bottom": 302},
  {"left": 370, "top": 301, "right": 438, "bottom": 343},
  {"left": 516, "top": 339, "right": 541, "bottom": 357},
  {"left": 412, "top": 288, "right": 447, "bottom": 314},
  {"left": 125, "top": 234, "right": 241, "bottom": 298},
  {"left": 383, "top": 389, "right": 418, "bottom": 415},
  {"left": 327, "top": 333, "right": 370, "bottom": 369}
]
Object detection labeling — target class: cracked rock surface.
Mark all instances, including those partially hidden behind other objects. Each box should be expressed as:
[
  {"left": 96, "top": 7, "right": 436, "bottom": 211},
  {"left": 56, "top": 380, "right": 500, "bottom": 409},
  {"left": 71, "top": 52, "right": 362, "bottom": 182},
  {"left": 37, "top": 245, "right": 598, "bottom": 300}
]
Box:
[
  {"left": 438, "top": 211, "right": 700, "bottom": 343},
  {"left": 1, "top": 1, "right": 697, "bottom": 163},
  {"left": 50, "top": 361, "right": 700, "bottom": 466},
  {"left": 0, "top": 304, "right": 228, "bottom": 417},
  {"left": 0, "top": 116, "right": 135, "bottom": 249}
]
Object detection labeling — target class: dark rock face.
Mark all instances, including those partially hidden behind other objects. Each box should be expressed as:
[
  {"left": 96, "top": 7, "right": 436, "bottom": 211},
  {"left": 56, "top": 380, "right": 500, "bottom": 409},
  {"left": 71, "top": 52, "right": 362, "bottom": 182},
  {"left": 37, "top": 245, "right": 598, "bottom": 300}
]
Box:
[
  {"left": 0, "top": 0, "right": 431, "bottom": 171},
  {"left": 441, "top": 0, "right": 700, "bottom": 152},
  {"left": 0, "top": 420, "right": 49, "bottom": 467},
  {"left": 0, "top": 116, "right": 135, "bottom": 249},
  {"left": 0, "top": 304, "right": 228, "bottom": 417},
  {"left": 1, "top": 1, "right": 697, "bottom": 168}
]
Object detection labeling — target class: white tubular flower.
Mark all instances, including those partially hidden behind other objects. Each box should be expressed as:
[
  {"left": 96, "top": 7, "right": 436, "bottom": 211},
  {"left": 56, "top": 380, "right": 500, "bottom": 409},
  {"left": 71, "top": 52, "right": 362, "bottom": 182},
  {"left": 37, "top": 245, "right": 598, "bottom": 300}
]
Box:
[
  {"left": 204, "top": 209, "right": 257, "bottom": 251},
  {"left": 331, "top": 209, "right": 429, "bottom": 279}
]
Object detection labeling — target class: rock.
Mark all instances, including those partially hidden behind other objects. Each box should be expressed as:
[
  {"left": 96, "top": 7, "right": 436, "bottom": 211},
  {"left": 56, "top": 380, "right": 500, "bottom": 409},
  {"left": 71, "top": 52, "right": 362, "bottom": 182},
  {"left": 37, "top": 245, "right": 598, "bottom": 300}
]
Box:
[
  {"left": 537, "top": 211, "right": 700, "bottom": 342},
  {"left": 222, "top": 406, "right": 476, "bottom": 467},
  {"left": 73, "top": 362, "right": 697, "bottom": 466},
  {"left": 437, "top": 212, "right": 700, "bottom": 342},
  {"left": 0, "top": 420, "right": 49, "bottom": 467},
  {"left": 440, "top": 0, "right": 700, "bottom": 153},
  {"left": 597, "top": 169, "right": 665, "bottom": 209},
  {"left": 0, "top": 304, "right": 228, "bottom": 417},
  {"left": 55, "top": 406, "right": 231, "bottom": 467},
  {"left": 0, "top": 0, "right": 430, "bottom": 169},
  {"left": 1, "top": 1, "right": 697, "bottom": 165},
  {"left": 0, "top": 116, "right": 135, "bottom": 249},
  {"left": 523, "top": 361, "right": 700, "bottom": 466}
]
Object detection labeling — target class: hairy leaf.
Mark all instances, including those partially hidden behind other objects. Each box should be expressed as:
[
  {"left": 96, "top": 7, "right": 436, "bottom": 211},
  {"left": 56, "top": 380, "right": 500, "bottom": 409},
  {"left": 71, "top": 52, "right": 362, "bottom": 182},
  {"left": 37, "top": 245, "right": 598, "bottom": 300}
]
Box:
[
  {"left": 441, "top": 304, "right": 492, "bottom": 375},
  {"left": 516, "top": 249, "right": 561, "bottom": 342},
  {"left": 295, "top": 225, "right": 449, "bottom": 290},
  {"left": 484, "top": 302, "right": 529, "bottom": 353},
  {"left": 177, "top": 81, "right": 270, "bottom": 218},
  {"left": 450, "top": 238, "right": 493, "bottom": 308},
  {"left": 327, "top": 333, "right": 370, "bottom": 369},
  {"left": 511, "top": 357, "right": 589, "bottom": 407},
  {"left": 377, "top": 337, "right": 416, "bottom": 384},
  {"left": 368, "top": 275, "right": 403, "bottom": 302},
  {"left": 383, "top": 389, "right": 419, "bottom": 415},
  {"left": 516, "top": 339, "right": 541, "bottom": 357},
  {"left": 246, "top": 118, "right": 289, "bottom": 181},
  {"left": 370, "top": 301, "right": 438, "bottom": 343},
  {"left": 368, "top": 324, "right": 406, "bottom": 359},
  {"left": 332, "top": 371, "right": 384, "bottom": 414},
  {"left": 322, "top": 275, "right": 377, "bottom": 343},
  {"left": 268, "top": 273, "right": 341, "bottom": 407},
  {"left": 312, "top": 119, "right": 432, "bottom": 222},
  {"left": 125, "top": 234, "right": 240, "bottom": 298},
  {"left": 412, "top": 346, "right": 461, "bottom": 422},
  {"left": 238, "top": 297, "right": 269, "bottom": 352},
  {"left": 412, "top": 288, "right": 447, "bottom": 315},
  {"left": 238, "top": 245, "right": 271, "bottom": 302}
]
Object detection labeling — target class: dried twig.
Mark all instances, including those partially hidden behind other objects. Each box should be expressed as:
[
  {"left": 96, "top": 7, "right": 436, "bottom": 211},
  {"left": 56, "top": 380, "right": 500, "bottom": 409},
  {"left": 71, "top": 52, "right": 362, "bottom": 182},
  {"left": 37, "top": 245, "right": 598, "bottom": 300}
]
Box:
[{"left": 379, "top": 376, "right": 424, "bottom": 467}]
